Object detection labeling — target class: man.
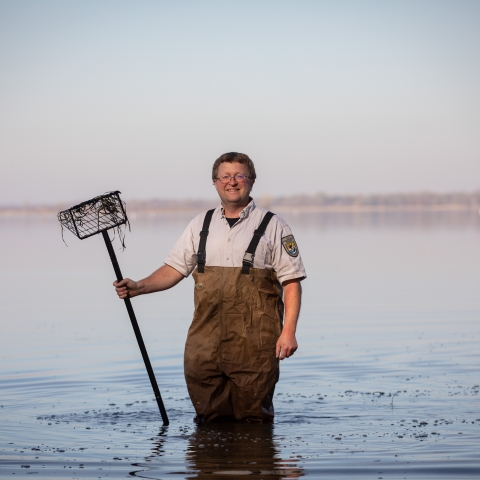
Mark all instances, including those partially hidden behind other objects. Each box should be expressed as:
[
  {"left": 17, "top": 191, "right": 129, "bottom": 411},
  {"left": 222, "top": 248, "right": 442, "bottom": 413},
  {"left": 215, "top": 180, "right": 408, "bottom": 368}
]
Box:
[{"left": 114, "top": 152, "right": 306, "bottom": 422}]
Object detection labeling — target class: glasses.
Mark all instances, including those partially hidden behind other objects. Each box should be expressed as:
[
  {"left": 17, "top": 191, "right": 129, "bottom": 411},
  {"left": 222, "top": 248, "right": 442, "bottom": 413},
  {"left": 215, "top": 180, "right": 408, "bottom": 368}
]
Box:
[{"left": 215, "top": 174, "right": 250, "bottom": 184}]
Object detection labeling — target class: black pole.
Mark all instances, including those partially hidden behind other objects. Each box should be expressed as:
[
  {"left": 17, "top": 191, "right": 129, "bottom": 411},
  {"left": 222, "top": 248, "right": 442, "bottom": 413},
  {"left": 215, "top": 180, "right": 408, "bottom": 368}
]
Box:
[{"left": 102, "top": 230, "right": 169, "bottom": 426}]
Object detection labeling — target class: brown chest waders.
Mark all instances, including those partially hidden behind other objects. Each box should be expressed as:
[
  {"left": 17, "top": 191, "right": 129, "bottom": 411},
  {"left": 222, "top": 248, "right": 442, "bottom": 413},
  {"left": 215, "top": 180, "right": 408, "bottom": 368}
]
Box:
[{"left": 184, "top": 210, "right": 284, "bottom": 422}]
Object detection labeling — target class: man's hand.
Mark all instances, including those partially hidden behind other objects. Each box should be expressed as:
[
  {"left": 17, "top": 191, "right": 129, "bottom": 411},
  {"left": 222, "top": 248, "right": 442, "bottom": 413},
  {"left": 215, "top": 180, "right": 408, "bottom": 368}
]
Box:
[
  {"left": 114, "top": 278, "right": 141, "bottom": 299},
  {"left": 113, "top": 264, "right": 184, "bottom": 299},
  {"left": 276, "top": 279, "right": 302, "bottom": 360},
  {"left": 276, "top": 330, "right": 298, "bottom": 360}
]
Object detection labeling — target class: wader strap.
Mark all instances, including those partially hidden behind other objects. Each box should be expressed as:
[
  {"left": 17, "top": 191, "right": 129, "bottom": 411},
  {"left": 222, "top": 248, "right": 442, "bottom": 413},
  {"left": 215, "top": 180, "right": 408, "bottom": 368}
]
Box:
[
  {"left": 242, "top": 211, "right": 275, "bottom": 274},
  {"left": 197, "top": 209, "right": 215, "bottom": 273}
]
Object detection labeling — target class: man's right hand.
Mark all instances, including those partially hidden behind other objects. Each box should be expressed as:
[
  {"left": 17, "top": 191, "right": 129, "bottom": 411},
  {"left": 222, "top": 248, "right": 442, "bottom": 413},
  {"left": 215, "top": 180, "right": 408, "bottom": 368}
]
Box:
[
  {"left": 114, "top": 278, "right": 141, "bottom": 299},
  {"left": 113, "top": 265, "right": 185, "bottom": 300}
]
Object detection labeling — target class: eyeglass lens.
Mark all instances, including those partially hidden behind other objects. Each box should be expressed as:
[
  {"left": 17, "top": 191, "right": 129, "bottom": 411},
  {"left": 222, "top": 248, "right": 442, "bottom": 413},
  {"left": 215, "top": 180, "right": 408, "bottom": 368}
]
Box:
[{"left": 219, "top": 174, "right": 248, "bottom": 184}]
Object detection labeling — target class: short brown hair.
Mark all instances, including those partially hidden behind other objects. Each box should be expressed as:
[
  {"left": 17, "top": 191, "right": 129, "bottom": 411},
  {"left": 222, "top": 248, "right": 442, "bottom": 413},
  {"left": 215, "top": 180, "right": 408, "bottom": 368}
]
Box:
[{"left": 212, "top": 152, "right": 257, "bottom": 182}]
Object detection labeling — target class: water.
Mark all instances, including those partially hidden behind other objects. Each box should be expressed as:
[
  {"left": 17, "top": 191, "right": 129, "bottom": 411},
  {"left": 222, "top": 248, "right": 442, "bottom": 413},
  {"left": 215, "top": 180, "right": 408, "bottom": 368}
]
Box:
[{"left": 1, "top": 211, "right": 479, "bottom": 478}]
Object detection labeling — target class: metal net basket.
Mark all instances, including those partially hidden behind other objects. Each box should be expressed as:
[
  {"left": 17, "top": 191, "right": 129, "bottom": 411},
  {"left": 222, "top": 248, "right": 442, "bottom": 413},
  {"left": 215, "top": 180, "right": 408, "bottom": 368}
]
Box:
[{"left": 58, "top": 190, "right": 129, "bottom": 244}]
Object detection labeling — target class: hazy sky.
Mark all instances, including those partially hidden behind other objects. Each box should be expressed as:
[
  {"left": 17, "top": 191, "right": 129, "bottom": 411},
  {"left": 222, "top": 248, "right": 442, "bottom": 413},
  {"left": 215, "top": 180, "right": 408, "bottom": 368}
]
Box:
[{"left": 1, "top": 0, "right": 479, "bottom": 204}]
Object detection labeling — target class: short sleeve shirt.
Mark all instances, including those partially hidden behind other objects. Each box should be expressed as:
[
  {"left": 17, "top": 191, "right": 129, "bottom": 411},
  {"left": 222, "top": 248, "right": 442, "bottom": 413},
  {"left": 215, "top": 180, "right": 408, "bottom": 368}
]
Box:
[{"left": 164, "top": 199, "right": 306, "bottom": 285}]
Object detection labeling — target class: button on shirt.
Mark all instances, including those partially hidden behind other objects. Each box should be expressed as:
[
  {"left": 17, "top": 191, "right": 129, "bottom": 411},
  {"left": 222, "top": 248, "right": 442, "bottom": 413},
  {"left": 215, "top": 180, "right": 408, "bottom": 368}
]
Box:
[{"left": 164, "top": 199, "right": 307, "bottom": 285}]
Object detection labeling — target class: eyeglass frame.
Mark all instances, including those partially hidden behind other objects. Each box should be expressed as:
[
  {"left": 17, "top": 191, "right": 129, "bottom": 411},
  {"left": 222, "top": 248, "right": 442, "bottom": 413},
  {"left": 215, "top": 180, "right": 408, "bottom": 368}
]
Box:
[{"left": 214, "top": 174, "right": 252, "bottom": 184}]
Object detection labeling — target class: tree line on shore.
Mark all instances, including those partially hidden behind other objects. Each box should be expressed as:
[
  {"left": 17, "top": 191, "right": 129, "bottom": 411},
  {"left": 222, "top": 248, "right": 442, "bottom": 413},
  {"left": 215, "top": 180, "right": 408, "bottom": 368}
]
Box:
[{"left": 2, "top": 190, "right": 479, "bottom": 215}]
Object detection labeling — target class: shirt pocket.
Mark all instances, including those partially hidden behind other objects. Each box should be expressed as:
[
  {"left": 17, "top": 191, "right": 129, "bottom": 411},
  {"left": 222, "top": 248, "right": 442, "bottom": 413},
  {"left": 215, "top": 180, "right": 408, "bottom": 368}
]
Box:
[
  {"left": 253, "top": 239, "right": 267, "bottom": 269},
  {"left": 254, "top": 238, "right": 270, "bottom": 269}
]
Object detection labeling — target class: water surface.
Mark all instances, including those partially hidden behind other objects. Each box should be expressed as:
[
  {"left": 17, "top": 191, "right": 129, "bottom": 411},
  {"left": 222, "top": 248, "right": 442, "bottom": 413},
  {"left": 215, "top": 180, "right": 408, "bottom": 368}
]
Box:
[{"left": 1, "top": 211, "right": 479, "bottom": 478}]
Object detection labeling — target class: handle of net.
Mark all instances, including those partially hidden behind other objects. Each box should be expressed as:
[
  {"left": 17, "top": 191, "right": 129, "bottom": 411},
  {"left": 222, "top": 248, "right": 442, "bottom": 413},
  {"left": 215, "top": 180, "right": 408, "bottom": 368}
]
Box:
[{"left": 102, "top": 230, "right": 169, "bottom": 426}]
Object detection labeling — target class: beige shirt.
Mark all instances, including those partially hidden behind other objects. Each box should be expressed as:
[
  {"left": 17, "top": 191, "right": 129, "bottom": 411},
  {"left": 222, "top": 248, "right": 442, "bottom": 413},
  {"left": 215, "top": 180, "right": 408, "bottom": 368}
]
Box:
[{"left": 165, "top": 199, "right": 306, "bottom": 285}]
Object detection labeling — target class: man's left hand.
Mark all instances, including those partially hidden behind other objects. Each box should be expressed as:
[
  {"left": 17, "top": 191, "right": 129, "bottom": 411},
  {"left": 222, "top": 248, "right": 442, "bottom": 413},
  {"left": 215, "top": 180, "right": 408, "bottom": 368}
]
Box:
[
  {"left": 277, "top": 279, "right": 301, "bottom": 360},
  {"left": 276, "top": 330, "right": 298, "bottom": 360}
]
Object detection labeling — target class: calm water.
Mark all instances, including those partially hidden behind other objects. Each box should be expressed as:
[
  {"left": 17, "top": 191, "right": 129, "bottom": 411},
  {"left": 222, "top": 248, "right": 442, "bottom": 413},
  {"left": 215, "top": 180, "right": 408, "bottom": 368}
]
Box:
[{"left": 1, "top": 211, "right": 479, "bottom": 479}]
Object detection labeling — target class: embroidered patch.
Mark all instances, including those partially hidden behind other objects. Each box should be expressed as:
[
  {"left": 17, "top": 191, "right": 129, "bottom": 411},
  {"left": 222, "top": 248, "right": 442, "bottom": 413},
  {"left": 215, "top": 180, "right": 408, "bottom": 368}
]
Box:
[{"left": 282, "top": 234, "right": 299, "bottom": 257}]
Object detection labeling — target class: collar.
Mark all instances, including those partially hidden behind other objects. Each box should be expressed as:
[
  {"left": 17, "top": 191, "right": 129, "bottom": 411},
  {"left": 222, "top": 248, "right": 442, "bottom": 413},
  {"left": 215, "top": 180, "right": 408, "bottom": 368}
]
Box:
[{"left": 219, "top": 197, "right": 256, "bottom": 219}]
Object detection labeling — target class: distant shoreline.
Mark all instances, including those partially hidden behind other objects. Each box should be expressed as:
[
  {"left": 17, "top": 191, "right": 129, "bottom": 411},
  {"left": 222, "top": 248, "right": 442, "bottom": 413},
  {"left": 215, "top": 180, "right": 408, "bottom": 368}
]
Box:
[
  {"left": 2, "top": 191, "right": 480, "bottom": 217},
  {"left": 1, "top": 204, "right": 479, "bottom": 217}
]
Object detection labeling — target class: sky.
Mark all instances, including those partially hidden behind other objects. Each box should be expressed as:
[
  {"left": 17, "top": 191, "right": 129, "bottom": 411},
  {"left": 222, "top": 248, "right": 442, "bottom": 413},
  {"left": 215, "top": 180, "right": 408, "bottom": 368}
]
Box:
[{"left": 1, "top": 0, "right": 479, "bottom": 205}]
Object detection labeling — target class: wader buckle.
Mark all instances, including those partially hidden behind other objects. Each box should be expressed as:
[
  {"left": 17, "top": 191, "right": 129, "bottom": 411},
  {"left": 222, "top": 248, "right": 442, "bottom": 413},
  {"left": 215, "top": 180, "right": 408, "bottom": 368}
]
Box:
[
  {"left": 242, "top": 252, "right": 254, "bottom": 266},
  {"left": 197, "top": 252, "right": 206, "bottom": 265}
]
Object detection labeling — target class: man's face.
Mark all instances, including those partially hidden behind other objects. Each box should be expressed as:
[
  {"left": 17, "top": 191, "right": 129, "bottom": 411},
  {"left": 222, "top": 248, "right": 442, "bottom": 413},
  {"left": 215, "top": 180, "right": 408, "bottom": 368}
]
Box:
[{"left": 214, "top": 161, "right": 254, "bottom": 208}]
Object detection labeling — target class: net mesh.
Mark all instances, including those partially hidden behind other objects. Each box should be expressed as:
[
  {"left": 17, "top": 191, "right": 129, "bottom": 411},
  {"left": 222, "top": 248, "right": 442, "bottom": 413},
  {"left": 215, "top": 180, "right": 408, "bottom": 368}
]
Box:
[{"left": 58, "top": 191, "right": 129, "bottom": 246}]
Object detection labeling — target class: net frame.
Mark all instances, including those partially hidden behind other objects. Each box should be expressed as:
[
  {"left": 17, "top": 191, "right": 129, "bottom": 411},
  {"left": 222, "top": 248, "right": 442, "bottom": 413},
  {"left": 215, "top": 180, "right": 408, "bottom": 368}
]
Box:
[{"left": 58, "top": 191, "right": 129, "bottom": 244}]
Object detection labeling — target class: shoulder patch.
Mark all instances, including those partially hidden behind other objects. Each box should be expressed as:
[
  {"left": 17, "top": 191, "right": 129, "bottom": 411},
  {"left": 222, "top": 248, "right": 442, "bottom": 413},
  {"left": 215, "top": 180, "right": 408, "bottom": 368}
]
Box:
[{"left": 282, "top": 234, "right": 299, "bottom": 257}]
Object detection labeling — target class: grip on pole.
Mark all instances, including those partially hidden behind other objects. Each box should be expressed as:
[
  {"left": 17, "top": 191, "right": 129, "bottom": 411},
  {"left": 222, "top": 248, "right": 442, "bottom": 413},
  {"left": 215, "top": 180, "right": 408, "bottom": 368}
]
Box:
[{"left": 102, "top": 230, "right": 169, "bottom": 426}]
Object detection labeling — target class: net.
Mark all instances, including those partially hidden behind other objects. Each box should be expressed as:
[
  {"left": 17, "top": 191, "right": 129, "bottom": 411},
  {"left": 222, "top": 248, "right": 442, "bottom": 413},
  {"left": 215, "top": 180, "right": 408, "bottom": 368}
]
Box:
[{"left": 58, "top": 191, "right": 129, "bottom": 246}]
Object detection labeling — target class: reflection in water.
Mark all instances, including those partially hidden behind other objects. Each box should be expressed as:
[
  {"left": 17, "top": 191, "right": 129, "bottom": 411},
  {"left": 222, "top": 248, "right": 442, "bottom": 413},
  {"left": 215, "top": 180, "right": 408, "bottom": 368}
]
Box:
[
  {"left": 281, "top": 210, "right": 480, "bottom": 231},
  {"left": 127, "top": 209, "right": 480, "bottom": 231},
  {"left": 130, "top": 423, "right": 303, "bottom": 479},
  {"left": 130, "top": 427, "right": 169, "bottom": 478},
  {"left": 185, "top": 422, "right": 302, "bottom": 479},
  {"left": 148, "top": 426, "right": 168, "bottom": 458}
]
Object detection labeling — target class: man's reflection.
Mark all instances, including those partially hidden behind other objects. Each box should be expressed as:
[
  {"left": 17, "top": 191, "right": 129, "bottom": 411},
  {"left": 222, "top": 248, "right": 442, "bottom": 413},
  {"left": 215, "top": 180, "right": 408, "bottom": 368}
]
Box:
[{"left": 185, "top": 422, "right": 302, "bottom": 479}]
